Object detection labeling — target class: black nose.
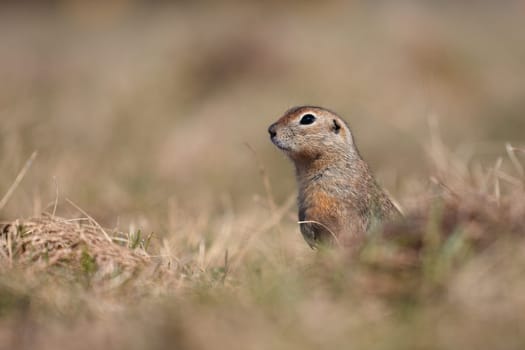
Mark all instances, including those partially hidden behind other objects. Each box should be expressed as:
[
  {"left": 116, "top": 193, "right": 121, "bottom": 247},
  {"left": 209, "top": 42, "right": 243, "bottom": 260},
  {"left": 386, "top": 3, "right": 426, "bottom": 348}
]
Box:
[{"left": 268, "top": 123, "right": 277, "bottom": 138}]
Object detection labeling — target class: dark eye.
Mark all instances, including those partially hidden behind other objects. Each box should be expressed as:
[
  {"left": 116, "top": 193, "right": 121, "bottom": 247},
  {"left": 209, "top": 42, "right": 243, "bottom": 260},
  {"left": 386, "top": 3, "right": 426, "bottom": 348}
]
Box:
[{"left": 299, "top": 114, "right": 316, "bottom": 125}]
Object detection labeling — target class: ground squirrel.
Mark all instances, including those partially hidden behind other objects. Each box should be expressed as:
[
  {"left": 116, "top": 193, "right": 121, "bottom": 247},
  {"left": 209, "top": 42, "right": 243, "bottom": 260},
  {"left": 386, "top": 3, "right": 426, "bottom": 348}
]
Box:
[{"left": 268, "top": 106, "right": 401, "bottom": 248}]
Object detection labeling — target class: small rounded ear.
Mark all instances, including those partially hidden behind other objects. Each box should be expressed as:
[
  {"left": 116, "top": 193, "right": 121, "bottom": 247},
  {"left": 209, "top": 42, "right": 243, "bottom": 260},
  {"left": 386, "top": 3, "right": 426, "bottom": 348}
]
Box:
[{"left": 332, "top": 119, "right": 341, "bottom": 134}]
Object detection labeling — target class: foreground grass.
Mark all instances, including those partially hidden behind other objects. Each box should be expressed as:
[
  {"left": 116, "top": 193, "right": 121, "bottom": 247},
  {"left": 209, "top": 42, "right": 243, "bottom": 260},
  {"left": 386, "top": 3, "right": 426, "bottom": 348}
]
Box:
[{"left": 0, "top": 145, "right": 524, "bottom": 350}]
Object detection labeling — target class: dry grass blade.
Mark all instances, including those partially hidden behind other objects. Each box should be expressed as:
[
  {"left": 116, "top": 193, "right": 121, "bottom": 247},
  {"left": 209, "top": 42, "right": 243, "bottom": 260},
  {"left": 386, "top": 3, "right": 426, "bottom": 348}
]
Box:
[
  {"left": 52, "top": 175, "right": 59, "bottom": 217},
  {"left": 0, "top": 151, "right": 38, "bottom": 211},
  {"left": 229, "top": 193, "right": 296, "bottom": 270},
  {"left": 244, "top": 143, "right": 277, "bottom": 213},
  {"left": 65, "top": 198, "right": 112, "bottom": 242},
  {"left": 297, "top": 220, "right": 342, "bottom": 247},
  {"left": 506, "top": 143, "right": 524, "bottom": 178}
]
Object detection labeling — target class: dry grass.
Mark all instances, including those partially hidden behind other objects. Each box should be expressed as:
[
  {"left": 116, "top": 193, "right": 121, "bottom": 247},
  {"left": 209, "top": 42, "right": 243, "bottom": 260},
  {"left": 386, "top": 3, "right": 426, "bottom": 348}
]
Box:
[
  {"left": 0, "top": 140, "right": 524, "bottom": 349},
  {"left": 1, "top": 215, "right": 151, "bottom": 281}
]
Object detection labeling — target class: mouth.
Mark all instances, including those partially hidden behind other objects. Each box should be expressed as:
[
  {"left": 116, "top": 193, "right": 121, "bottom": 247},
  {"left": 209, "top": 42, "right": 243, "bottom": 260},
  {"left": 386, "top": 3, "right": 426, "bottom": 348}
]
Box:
[{"left": 271, "top": 138, "right": 291, "bottom": 152}]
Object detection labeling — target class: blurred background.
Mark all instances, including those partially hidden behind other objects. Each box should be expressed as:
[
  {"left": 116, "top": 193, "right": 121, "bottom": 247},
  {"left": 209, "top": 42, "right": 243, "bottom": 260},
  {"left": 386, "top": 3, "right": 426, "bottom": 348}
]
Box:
[{"left": 1, "top": 0, "right": 524, "bottom": 227}]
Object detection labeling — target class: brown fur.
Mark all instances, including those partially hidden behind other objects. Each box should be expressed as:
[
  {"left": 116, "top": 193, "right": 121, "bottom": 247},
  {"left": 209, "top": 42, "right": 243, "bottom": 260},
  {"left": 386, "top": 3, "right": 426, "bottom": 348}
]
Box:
[{"left": 268, "top": 106, "right": 401, "bottom": 248}]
